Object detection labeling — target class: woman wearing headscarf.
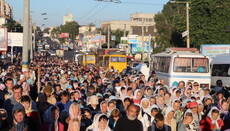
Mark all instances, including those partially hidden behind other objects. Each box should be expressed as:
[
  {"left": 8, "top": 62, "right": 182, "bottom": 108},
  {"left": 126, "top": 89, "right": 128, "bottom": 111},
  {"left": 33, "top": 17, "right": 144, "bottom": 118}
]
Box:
[
  {"left": 181, "top": 87, "right": 192, "bottom": 100},
  {"left": 87, "top": 95, "right": 100, "bottom": 118},
  {"left": 86, "top": 113, "right": 100, "bottom": 131},
  {"left": 0, "top": 108, "right": 9, "bottom": 130},
  {"left": 177, "top": 109, "right": 200, "bottom": 131},
  {"left": 164, "top": 106, "right": 177, "bottom": 131},
  {"left": 9, "top": 104, "right": 31, "bottom": 131},
  {"left": 140, "top": 98, "right": 151, "bottom": 131},
  {"left": 132, "top": 89, "right": 143, "bottom": 104},
  {"left": 66, "top": 102, "right": 81, "bottom": 131},
  {"left": 20, "top": 95, "right": 41, "bottom": 131},
  {"left": 144, "top": 87, "right": 152, "bottom": 99},
  {"left": 100, "top": 101, "right": 108, "bottom": 115},
  {"left": 149, "top": 104, "right": 159, "bottom": 123},
  {"left": 200, "top": 106, "right": 224, "bottom": 131},
  {"left": 92, "top": 114, "right": 111, "bottom": 131},
  {"left": 41, "top": 106, "right": 64, "bottom": 131}
]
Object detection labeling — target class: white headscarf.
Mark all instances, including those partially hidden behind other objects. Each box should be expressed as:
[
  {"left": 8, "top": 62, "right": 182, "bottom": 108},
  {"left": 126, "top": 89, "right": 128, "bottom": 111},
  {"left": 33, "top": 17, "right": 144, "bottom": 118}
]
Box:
[
  {"left": 69, "top": 102, "right": 81, "bottom": 119},
  {"left": 92, "top": 114, "right": 111, "bottom": 131},
  {"left": 88, "top": 95, "right": 99, "bottom": 105},
  {"left": 207, "top": 106, "right": 221, "bottom": 129},
  {"left": 165, "top": 106, "right": 174, "bottom": 118},
  {"left": 133, "top": 89, "right": 142, "bottom": 99},
  {"left": 140, "top": 98, "right": 151, "bottom": 115}
]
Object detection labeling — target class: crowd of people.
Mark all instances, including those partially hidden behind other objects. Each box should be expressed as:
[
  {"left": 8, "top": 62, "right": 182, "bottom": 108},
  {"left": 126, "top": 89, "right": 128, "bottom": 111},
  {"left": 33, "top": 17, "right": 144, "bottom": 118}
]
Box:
[{"left": 0, "top": 55, "right": 230, "bottom": 131}]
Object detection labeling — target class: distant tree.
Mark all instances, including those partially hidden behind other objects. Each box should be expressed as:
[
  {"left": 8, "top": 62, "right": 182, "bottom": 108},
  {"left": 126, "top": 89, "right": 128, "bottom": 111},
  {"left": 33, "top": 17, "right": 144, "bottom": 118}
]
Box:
[
  {"left": 88, "top": 23, "right": 95, "bottom": 32},
  {"left": 51, "top": 27, "right": 61, "bottom": 39},
  {"left": 60, "top": 21, "right": 80, "bottom": 39},
  {"left": 43, "top": 28, "right": 50, "bottom": 34},
  {"left": 2, "top": 20, "right": 23, "bottom": 32},
  {"left": 111, "top": 29, "right": 129, "bottom": 46},
  {"left": 154, "top": 0, "right": 230, "bottom": 53},
  {"left": 154, "top": 1, "right": 186, "bottom": 53},
  {"left": 190, "top": 0, "right": 230, "bottom": 48}
]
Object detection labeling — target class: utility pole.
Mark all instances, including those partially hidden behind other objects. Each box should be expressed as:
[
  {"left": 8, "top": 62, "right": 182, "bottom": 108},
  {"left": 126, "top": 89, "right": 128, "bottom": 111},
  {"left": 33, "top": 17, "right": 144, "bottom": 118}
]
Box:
[
  {"left": 33, "top": 25, "right": 36, "bottom": 51},
  {"left": 170, "top": 1, "right": 190, "bottom": 48},
  {"left": 148, "top": 34, "right": 151, "bottom": 64},
  {"left": 186, "top": 2, "right": 190, "bottom": 48},
  {"left": 141, "top": 21, "right": 145, "bottom": 62},
  {"left": 107, "top": 26, "right": 110, "bottom": 49},
  {"left": 22, "top": 0, "right": 30, "bottom": 72},
  {"left": 30, "top": 15, "right": 33, "bottom": 62},
  {"left": 123, "top": 24, "right": 126, "bottom": 37}
]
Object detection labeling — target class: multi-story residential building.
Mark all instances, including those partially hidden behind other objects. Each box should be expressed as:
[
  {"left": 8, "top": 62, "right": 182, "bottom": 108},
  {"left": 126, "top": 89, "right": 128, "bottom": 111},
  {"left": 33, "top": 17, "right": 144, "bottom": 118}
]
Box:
[
  {"left": 0, "top": 0, "right": 12, "bottom": 19},
  {"left": 63, "top": 13, "right": 74, "bottom": 25}
]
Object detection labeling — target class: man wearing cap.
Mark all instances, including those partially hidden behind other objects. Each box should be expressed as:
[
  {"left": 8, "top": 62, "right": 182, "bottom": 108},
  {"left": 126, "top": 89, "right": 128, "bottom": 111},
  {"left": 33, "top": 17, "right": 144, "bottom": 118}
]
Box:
[{"left": 43, "top": 85, "right": 56, "bottom": 105}]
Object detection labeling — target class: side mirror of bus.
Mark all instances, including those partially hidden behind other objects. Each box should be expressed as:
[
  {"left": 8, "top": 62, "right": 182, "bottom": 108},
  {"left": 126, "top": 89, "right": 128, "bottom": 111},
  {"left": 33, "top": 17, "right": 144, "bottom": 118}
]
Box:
[{"left": 228, "top": 68, "right": 230, "bottom": 76}]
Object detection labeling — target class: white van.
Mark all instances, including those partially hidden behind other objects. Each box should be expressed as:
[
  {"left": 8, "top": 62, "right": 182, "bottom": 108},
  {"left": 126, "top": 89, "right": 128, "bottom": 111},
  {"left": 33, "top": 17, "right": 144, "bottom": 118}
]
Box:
[{"left": 210, "top": 53, "right": 230, "bottom": 88}]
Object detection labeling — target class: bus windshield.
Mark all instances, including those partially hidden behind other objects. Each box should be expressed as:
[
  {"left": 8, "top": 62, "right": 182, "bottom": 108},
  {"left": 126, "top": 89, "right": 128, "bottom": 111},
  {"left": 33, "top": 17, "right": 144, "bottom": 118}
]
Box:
[
  {"left": 111, "top": 57, "right": 126, "bottom": 62},
  {"left": 173, "top": 57, "right": 209, "bottom": 73},
  {"left": 86, "top": 55, "right": 95, "bottom": 61}
]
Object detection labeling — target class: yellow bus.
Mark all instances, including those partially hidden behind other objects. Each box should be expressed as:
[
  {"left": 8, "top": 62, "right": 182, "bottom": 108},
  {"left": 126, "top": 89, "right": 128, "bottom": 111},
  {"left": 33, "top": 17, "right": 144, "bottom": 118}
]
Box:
[
  {"left": 82, "top": 54, "right": 96, "bottom": 66},
  {"left": 102, "top": 54, "right": 127, "bottom": 73}
]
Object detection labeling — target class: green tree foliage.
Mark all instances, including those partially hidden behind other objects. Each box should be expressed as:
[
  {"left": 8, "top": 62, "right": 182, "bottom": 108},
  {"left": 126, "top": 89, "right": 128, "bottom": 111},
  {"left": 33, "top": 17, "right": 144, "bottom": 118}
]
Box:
[
  {"left": 60, "top": 21, "right": 80, "bottom": 39},
  {"left": 154, "top": 2, "right": 186, "bottom": 53},
  {"left": 111, "top": 29, "right": 129, "bottom": 46},
  {"left": 51, "top": 27, "right": 61, "bottom": 38},
  {"left": 154, "top": 0, "right": 230, "bottom": 53},
  {"left": 2, "top": 20, "right": 23, "bottom": 32},
  {"left": 190, "top": 0, "right": 230, "bottom": 48},
  {"left": 42, "top": 28, "right": 50, "bottom": 34}
]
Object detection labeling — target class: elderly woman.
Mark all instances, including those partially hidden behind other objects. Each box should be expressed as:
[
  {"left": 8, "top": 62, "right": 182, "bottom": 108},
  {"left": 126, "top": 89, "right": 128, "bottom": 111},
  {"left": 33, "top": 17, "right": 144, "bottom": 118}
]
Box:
[{"left": 164, "top": 106, "right": 177, "bottom": 131}]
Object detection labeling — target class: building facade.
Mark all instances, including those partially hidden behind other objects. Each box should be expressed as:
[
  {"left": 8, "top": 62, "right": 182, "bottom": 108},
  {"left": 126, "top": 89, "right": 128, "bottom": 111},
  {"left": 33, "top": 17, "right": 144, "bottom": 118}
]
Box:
[
  {"left": 101, "top": 13, "right": 156, "bottom": 36},
  {"left": 63, "top": 13, "right": 74, "bottom": 25},
  {"left": 0, "top": 0, "right": 12, "bottom": 19}
]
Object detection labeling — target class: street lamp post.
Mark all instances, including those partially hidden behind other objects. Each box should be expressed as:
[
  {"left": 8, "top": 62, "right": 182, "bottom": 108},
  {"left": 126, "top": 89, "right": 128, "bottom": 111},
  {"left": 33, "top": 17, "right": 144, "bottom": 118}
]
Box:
[
  {"left": 22, "top": 0, "right": 30, "bottom": 72},
  {"left": 170, "top": 1, "right": 190, "bottom": 48},
  {"left": 141, "top": 21, "right": 145, "bottom": 62}
]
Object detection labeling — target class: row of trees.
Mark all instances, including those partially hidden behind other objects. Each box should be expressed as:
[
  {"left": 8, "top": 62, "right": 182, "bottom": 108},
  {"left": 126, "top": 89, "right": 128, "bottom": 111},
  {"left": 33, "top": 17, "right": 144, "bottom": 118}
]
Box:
[{"left": 154, "top": 0, "right": 230, "bottom": 53}]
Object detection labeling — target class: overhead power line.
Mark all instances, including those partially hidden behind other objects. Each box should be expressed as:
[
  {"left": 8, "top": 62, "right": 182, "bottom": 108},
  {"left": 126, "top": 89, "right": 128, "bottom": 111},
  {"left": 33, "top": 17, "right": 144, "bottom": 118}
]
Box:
[
  {"left": 121, "top": 1, "right": 164, "bottom": 6},
  {"left": 80, "top": 2, "right": 102, "bottom": 20},
  {"left": 82, "top": 3, "right": 110, "bottom": 24}
]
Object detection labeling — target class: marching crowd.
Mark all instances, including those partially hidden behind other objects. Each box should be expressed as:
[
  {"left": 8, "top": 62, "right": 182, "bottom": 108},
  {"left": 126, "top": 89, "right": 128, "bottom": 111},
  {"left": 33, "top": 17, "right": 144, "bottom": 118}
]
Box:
[{"left": 0, "top": 55, "right": 230, "bottom": 131}]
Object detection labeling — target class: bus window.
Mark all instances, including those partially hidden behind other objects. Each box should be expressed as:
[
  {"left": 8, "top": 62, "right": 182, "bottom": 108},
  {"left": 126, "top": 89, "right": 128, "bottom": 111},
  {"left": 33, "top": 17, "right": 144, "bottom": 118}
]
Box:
[
  {"left": 174, "top": 57, "right": 208, "bottom": 73},
  {"left": 86, "top": 55, "right": 95, "bottom": 61},
  {"left": 111, "top": 57, "right": 126, "bottom": 62},
  {"left": 98, "top": 56, "right": 103, "bottom": 66},
  {"left": 104, "top": 56, "right": 109, "bottom": 66},
  {"left": 212, "top": 64, "right": 230, "bottom": 77},
  {"left": 174, "top": 58, "right": 191, "bottom": 72},
  {"left": 193, "top": 58, "right": 209, "bottom": 73}
]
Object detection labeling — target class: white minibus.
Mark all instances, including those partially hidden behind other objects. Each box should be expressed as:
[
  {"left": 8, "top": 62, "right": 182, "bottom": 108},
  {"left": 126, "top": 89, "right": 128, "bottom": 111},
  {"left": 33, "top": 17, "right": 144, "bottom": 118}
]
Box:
[{"left": 150, "top": 48, "right": 211, "bottom": 89}]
